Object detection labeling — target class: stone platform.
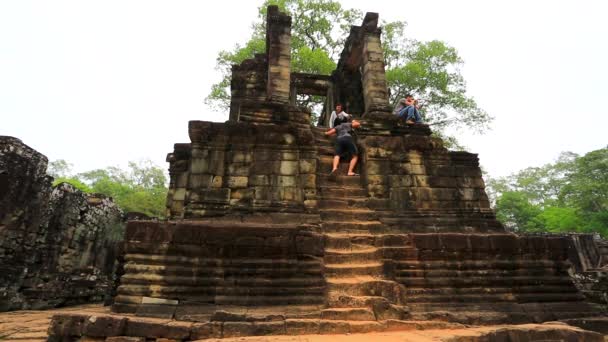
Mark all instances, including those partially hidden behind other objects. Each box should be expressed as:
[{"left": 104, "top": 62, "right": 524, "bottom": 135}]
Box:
[{"left": 44, "top": 308, "right": 606, "bottom": 341}]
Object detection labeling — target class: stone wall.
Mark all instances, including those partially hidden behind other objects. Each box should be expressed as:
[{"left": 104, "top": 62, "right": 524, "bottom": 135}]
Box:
[
  {"left": 167, "top": 120, "right": 318, "bottom": 219},
  {"left": 0, "top": 136, "right": 125, "bottom": 311},
  {"left": 112, "top": 220, "right": 325, "bottom": 318}
]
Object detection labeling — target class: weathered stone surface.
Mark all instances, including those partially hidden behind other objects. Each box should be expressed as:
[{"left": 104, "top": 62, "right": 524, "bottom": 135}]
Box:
[{"left": 0, "top": 136, "right": 125, "bottom": 312}]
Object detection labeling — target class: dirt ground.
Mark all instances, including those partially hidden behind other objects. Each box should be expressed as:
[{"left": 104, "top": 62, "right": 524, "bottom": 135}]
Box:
[{"left": 0, "top": 304, "right": 604, "bottom": 342}]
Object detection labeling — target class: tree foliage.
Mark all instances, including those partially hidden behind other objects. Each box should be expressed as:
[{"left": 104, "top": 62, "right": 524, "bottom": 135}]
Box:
[
  {"left": 205, "top": 0, "right": 491, "bottom": 135},
  {"left": 48, "top": 160, "right": 168, "bottom": 218},
  {"left": 487, "top": 147, "right": 608, "bottom": 236}
]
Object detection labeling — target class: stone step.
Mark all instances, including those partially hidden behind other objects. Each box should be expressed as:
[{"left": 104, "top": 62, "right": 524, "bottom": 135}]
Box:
[
  {"left": 406, "top": 292, "right": 586, "bottom": 304},
  {"left": 123, "top": 264, "right": 323, "bottom": 278},
  {"left": 4, "top": 330, "right": 48, "bottom": 341},
  {"left": 117, "top": 284, "right": 325, "bottom": 297},
  {"left": 326, "top": 278, "right": 407, "bottom": 305},
  {"left": 320, "top": 208, "right": 378, "bottom": 221},
  {"left": 406, "top": 285, "right": 581, "bottom": 296},
  {"left": 318, "top": 186, "right": 367, "bottom": 198},
  {"left": 115, "top": 293, "right": 324, "bottom": 306},
  {"left": 321, "top": 221, "right": 387, "bottom": 234},
  {"left": 396, "top": 276, "right": 576, "bottom": 288},
  {"left": 325, "top": 263, "right": 384, "bottom": 277},
  {"left": 317, "top": 156, "right": 360, "bottom": 171},
  {"left": 318, "top": 198, "right": 368, "bottom": 210},
  {"left": 323, "top": 233, "right": 412, "bottom": 249},
  {"left": 397, "top": 268, "right": 569, "bottom": 278},
  {"left": 320, "top": 307, "right": 376, "bottom": 321},
  {"left": 123, "top": 254, "right": 321, "bottom": 267},
  {"left": 324, "top": 248, "right": 380, "bottom": 264},
  {"left": 394, "top": 259, "right": 571, "bottom": 270},
  {"left": 381, "top": 246, "right": 419, "bottom": 259},
  {"left": 120, "top": 274, "right": 325, "bottom": 287},
  {"left": 323, "top": 233, "right": 375, "bottom": 250},
  {"left": 328, "top": 294, "right": 391, "bottom": 308},
  {"left": 317, "top": 174, "right": 362, "bottom": 186}
]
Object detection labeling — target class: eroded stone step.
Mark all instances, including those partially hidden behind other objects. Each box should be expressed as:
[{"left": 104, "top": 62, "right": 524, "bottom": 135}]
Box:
[
  {"left": 395, "top": 259, "right": 570, "bottom": 270},
  {"left": 397, "top": 268, "right": 569, "bottom": 278},
  {"left": 318, "top": 198, "right": 368, "bottom": 210},
  {"left": 317, "top": 174, "right": 362, "bottom": 186},
  {"left": 123, "top": 264, "right": 323, "bottom": 277},
  {"left": 406, "top": 285, "right": 580, "bottom": 296},
  {"left": 123, "top": 254, "right": 321, "bottom": 267},
  {"left": 120, "top": 274, "right": 325, "bottom": 287},
  {"left": 320, "top": 307, "right": 376, "bottom": 321},
  {"left": 326, "top": 278, "right": 407, "bottom": 305},
  {"left": 318, "top": 186, "right": 367, "bottom": 198},
  {"left": 322, "top": 221, "right": 387, "bottom": 234},
  {"left": 323, "top": 233, "right": 412, "bottom": 249},
  {"left": 396, "top": 276, "right": 576, "bottom": 288},
  {"left": 117, "top": 284, "right": 325, "bottom": 297},
  {"left": 328, "top": 294, "right": 390, "bottom": 308},
  {"left": 324, "top": 233, "right": 374, "bottom": 250},
  {"left": 325, "top": 263, "right": 383, "bottom": 277},
  {"left": 320, "top": 209, "right": 378, "bottom": 221},
  {"left": 324, "top": 247, "right": 380, "bottom": 264},
  {"left": 114, "top": 294, "right": 324, "bottom": 306}
]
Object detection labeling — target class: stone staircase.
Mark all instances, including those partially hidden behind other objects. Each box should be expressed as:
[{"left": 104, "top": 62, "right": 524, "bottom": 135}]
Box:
[
  {"left": 311, "top": 127, "right": 605, "bottom": 325},
  {"left": 313, "top": 127, "right": 410, "bottom": 322}
]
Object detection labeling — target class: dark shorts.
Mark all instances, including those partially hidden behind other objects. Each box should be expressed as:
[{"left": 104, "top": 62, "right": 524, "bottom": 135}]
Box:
[{"left": 335, "top": 137, "right": 358, "bottom": 157}]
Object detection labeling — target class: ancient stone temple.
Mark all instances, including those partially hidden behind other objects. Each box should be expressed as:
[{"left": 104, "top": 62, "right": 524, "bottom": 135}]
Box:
[{"left": 49, "top": 6, "right": 607, "bottom": 341}]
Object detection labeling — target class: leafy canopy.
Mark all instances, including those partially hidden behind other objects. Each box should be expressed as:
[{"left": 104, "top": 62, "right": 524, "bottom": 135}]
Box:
[
  {"left": 49, "top": 159, "right": 168, "bottom": 218},
  {"left": 487, "top": 147, "right": 608, "bottom": 236},
  {"left": 205, "top": 0, "right": 491, "bottom": 136}
]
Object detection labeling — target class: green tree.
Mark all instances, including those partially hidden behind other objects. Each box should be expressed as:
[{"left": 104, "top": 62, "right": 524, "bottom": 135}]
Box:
[
  {"left": 48, "top": 159, "right": 73, "bottom": 179},
  {"left": 490, "top": 147, "right": 608, "bottom": 237},
  {"left": 495, "top": 191, "right": 543, "bottom": 232},
  {"left": 205, "top": 0, "right": 491, "bottom": 135},
  {"left": 48, "top": 159, "right": 168, "bottom": 218},
  {"left": 79, "top": 161, "right": 168, "bottom": 217}
]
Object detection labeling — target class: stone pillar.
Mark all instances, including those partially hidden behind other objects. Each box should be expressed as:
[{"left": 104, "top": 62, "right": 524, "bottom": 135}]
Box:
[
  {"left": 266, "top": 5, "right": 292, "bottom": 104},
  {"left": 360, "top": 13, "right": 391, "bottom": 114}
]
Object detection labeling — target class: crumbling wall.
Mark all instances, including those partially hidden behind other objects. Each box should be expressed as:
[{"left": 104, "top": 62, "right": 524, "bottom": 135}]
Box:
[{"left": 0, "top": 136, "right": 125, "bottom": 311}]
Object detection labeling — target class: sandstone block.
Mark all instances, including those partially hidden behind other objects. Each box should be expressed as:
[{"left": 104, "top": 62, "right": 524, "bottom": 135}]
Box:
[
  {"left": 124, "top": 320, "right": 191, "bottom": 340},
  {"left": 226, "top": 176, "right": 248, "bottom": 188},
  {"left": 105, "top": 337, "right": 145, "bottom": 342},
  {"left": 230, "top": 151, "right": 252, "bottom": 163},
  {"left": 83, "top": 316, "right": 127, "bottom": 337},
  {"left": 48, "top": 314, "right": 87, "bottom": 338},
  {"left": 388, "top": 175, "right": 412, "bottom": 187},
  {"left": 189, "top": 159, "right": 208, "bottom": 174},
  {"left": 231, "top": 188, "right": 253, "bottom": 200},
  {"left": 279, "top": 160, "right": 298, "bottom": 175},
  {"left": 319, "top": 321, "right": 350, "bottom": 334},
  {"left": 299, "top": 159, "right": 316, "bottom": 173},
  {"left": 285, "top": 319, "right": 320, "bottom": 335},
  {"left": 227, "top": 163, "right": 250, "bottom": 176},
  {"left": 190, "top": 322, "right": 222, "bottom": 340},
  {"left": 187, "top": 174, "right": 212, "bottom": 189},
  {"left": 135, "top": 304, "right": 177, "bottom": 319},
  {"left": 366, "top": 160, "right": 390, "bottom": 175},
  {"left": 298, "top": 174, "right": 316, "bottom": 188},
  {"left": 367, "top": 175, "right": 386, "bottom": 186}
]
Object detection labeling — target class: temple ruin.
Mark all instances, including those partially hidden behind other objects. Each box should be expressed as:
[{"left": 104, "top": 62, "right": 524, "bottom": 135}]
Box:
[{"left": 48, "top": 6, "right": 608, "bottom": 340}]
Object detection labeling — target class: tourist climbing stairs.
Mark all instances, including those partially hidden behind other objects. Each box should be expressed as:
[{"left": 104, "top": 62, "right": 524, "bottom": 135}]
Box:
[{"left": 312, "top": 127, "right": 410, "bottom": 322}]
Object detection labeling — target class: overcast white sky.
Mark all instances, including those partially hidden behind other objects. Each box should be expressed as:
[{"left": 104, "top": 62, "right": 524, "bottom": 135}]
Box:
[{"left": 1, "top": 0, "right": 606, "bottom": 178}]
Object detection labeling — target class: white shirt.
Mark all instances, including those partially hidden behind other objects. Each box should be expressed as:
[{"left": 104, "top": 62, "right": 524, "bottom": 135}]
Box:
[{"left": 329, "top": 111, "right": 351, "bottom": 128}]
